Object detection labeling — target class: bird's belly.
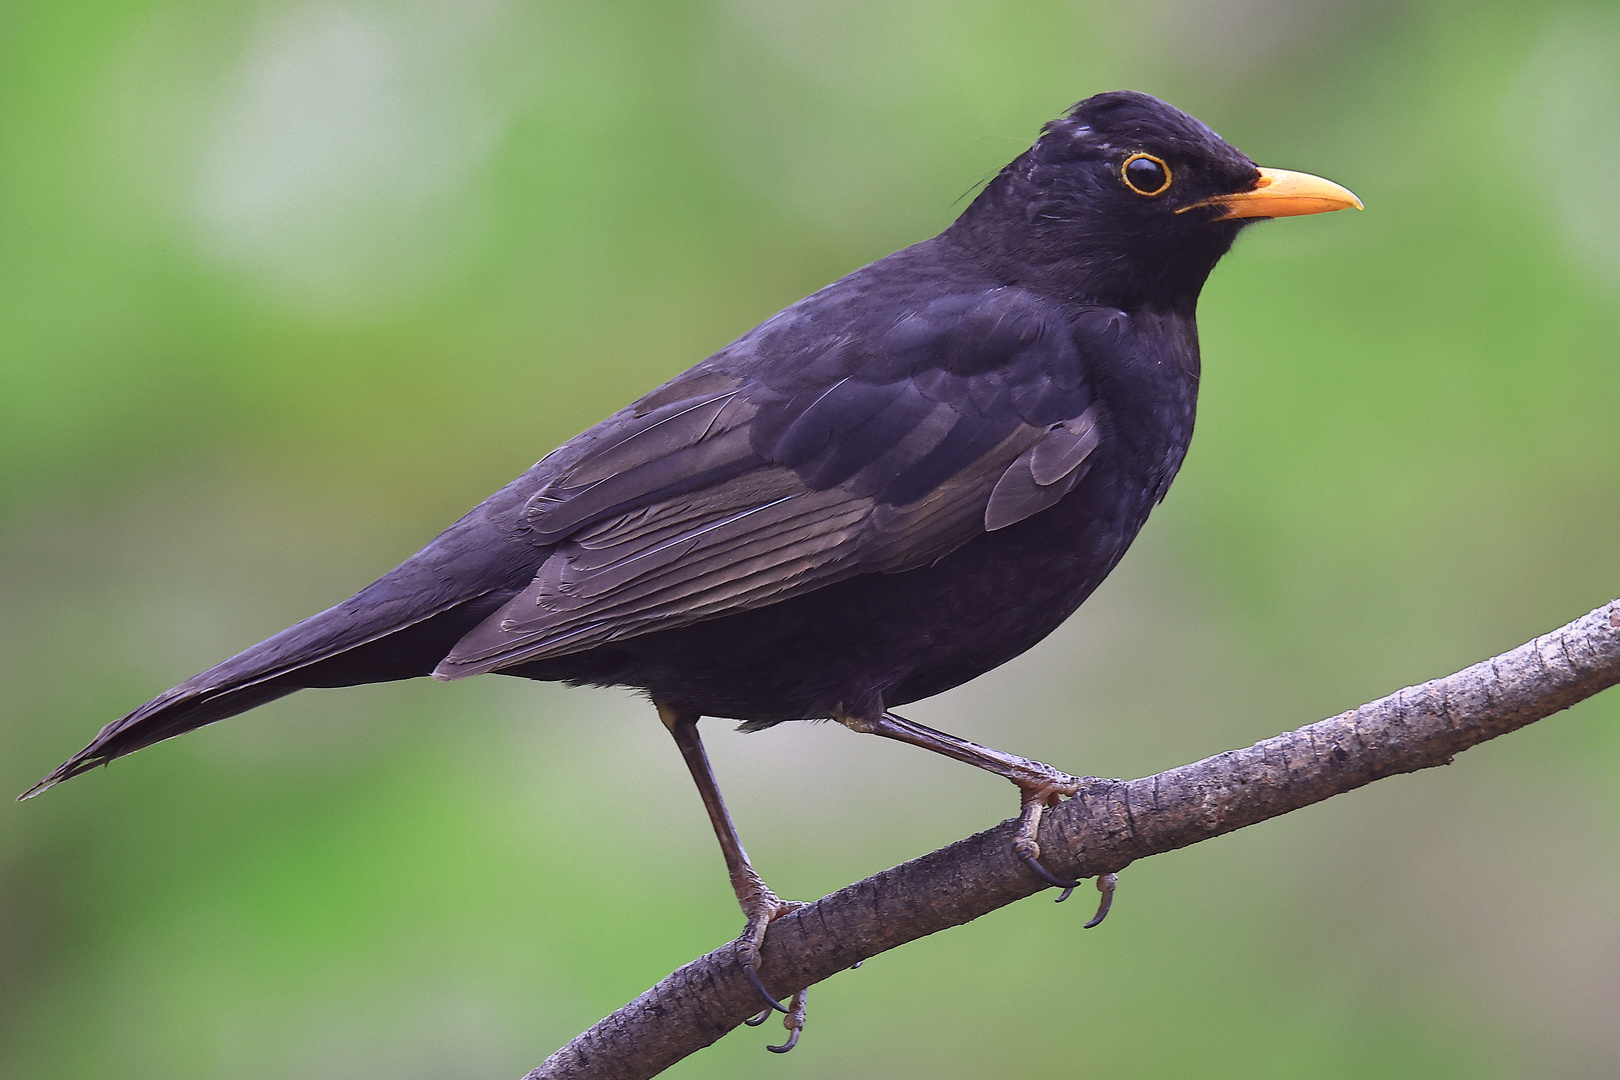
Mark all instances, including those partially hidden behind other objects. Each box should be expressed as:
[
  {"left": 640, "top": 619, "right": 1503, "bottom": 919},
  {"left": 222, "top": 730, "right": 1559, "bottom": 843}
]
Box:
[{"left": 513, "top": 464, "right": 1156, "bottom": 723}]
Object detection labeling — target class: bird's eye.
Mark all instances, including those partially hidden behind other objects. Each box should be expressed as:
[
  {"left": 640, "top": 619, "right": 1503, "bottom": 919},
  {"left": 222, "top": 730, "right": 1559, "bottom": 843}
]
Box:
[{"left": 1121, "top": 153, "right": 1171, "bottom": 197}]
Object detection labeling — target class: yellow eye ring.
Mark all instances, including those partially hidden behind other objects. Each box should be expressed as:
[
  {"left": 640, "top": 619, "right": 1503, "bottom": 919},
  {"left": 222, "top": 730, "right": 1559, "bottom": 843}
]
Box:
[{"left": 1121, "top": 152, "right": 1172, "bottom": 197}]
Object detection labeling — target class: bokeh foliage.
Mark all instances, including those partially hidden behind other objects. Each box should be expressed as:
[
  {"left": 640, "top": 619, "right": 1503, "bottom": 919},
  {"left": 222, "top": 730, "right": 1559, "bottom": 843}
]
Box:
[{"left": 3, "top": 1, "right": 1619, "bottom": 1077}]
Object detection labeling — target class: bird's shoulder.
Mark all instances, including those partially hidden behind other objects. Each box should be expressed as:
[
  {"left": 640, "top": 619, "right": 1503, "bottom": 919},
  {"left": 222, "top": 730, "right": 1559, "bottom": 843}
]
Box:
[{"left": 528, "top": 241, "right": 1126, "bottom": 507}]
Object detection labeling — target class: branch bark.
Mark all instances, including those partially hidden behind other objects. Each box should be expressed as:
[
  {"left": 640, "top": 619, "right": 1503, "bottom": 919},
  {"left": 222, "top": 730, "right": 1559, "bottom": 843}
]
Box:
[{"left": 528, "top": 599, "right": 1620, "bottom": 1080}]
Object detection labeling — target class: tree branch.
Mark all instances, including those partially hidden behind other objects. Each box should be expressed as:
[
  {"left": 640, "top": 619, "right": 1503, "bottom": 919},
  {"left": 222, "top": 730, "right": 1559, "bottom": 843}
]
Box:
[{"left": 528, "top": 599, "right": 1620, "bottom": 1080}]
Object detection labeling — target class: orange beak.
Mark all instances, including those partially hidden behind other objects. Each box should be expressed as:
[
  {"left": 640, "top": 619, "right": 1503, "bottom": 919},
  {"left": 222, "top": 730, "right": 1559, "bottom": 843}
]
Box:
[{"left": 1180, "top": 166, "right": 1363, "bottom": 220}]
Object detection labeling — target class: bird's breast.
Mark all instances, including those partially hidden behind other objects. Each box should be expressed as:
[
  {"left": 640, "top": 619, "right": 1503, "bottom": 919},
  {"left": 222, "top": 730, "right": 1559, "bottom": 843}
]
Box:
[{"left": 1086, "top": 308, "right": 1200, "bottom": 498}]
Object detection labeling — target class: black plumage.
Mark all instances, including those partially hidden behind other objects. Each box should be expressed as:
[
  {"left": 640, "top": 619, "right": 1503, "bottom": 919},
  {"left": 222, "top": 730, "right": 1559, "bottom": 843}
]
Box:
[{"left": 24, "top": 90, "right": 1359, "bottom": 1042}]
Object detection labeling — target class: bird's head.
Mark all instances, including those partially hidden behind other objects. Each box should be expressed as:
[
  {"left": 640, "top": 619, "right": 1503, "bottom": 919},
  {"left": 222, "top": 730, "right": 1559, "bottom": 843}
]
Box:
[{"left": 948, "top": 90, "right": 1360, "bottom": 312}]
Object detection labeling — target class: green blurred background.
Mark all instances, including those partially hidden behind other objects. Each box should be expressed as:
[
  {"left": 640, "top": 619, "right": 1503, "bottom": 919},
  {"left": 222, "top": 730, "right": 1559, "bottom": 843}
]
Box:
[{"left": 3, "top": 0, "right": 1619, "bottom": 1076}]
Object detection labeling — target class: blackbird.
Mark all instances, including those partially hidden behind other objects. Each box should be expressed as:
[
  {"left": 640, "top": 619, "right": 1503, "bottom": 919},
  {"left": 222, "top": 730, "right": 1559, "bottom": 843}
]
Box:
[{"left": 24, "top": 91, "right": 1358, "bottom": 1049}]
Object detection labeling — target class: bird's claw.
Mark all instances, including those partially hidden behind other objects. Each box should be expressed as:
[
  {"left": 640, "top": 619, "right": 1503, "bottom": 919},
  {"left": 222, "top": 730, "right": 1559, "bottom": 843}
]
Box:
[
  {"left": 735, "top": 922, "right": 805, "bottom": 1051},
  {"left": 1019, "top": 852, "right": 1118, "bottom": 924},
  {"left": 1012, "top": 781, "right": 1082, "bottom": 902},
  {"left": 1011, "top": 775, "right": 1120, "bottom": 922},
  {"left": 738, "top": 940, "right": 805, "bottom": 1051},
  {"left": 1019, "top": 850, "right": 1081, "bottom": 896},
  {"left": 741, "top": 958, "right": 791, "bottom": 1014},
  {"left": 1083, "top": 872, "right": 1117, "bottom": 928},
  {"left": 766, "top": 988, "right": 808, "bottom": 1053},
  {"left": 734, "top": 892, "right": 803, "bottom": 1018}
]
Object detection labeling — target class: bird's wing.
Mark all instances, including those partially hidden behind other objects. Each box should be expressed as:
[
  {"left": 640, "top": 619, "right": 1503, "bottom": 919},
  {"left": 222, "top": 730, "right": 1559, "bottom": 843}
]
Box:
[{"left": 434, "top": 289, "right": 1113, "bottom": 677}]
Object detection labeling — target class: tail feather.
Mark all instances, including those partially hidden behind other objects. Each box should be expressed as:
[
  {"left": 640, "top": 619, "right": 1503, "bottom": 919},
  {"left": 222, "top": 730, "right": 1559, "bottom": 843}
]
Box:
[
  {"left": 20, "top": 468, "right": 550, "bottom": 801},
  {"left": 19, "top": 679, "right": 302, "bottom": 799},
  {"left": 19, "top": 583, "right": 517, "bottom": 801}
]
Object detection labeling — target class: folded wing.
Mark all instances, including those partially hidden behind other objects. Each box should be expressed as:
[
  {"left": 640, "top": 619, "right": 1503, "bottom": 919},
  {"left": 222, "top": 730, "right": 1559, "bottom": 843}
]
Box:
[{"left": 435, "top": 289, "right": 1113, "bottom": 678}]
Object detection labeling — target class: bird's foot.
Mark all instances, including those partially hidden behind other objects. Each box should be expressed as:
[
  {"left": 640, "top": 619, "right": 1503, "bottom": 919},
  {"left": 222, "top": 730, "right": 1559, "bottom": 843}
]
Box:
[
  {"left": 1085, "top": 872, "right": 1119, "bottom": 928},
  {"left": 845, "top": 711, "right": 1121, "bottom": 926},
  {"left": 1010, "top": 772, "right": 1119, "bottom": 926},
  {"left": 732, "top": 877, "right": 804, "bottom": 1023},
  {"left": 746, "top": 986, "right": 808, "bottom": 1052}
]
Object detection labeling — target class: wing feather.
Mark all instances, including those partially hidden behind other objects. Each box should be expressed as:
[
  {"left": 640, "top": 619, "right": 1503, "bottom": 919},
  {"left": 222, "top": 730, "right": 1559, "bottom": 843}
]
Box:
[
  {"left": 435, "top": 293, "right": 1119, "bottom": 679},
  {"left": 984, "top": 407, "right": 1103, "bottom": 531}
]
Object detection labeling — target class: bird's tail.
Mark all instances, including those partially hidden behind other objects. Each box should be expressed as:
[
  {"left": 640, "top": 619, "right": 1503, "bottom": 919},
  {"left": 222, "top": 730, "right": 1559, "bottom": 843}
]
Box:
[
  {"left": 19, "top": 676, "right": 304, "bottom": 799},
  {"left": 18, "top": 581, "right": 511, "bottom": 801}
]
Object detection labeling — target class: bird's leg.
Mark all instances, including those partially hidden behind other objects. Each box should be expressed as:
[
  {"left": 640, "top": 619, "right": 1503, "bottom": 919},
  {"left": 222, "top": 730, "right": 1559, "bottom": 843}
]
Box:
[
  {"left": 658, "top": 704, "right": 803, "bottom": 1021},
  {"left": 840, "top": 710, "right": 1118, "bottom": 925}
]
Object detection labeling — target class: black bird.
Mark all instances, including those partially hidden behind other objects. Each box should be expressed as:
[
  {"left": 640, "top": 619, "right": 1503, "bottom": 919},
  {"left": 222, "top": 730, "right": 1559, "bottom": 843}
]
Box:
[{"left": 24, "top": 91, "right": 1358, "bottom": 1049}]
